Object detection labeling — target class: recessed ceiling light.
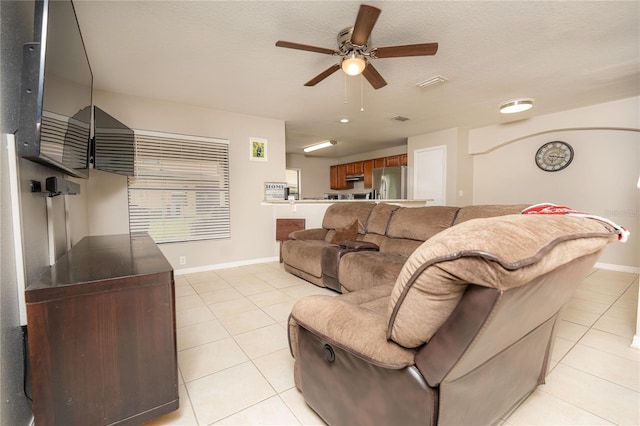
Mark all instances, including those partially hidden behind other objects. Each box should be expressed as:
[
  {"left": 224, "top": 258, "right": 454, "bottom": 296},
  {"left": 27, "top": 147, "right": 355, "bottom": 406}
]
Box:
[
  {"left": 499, "top": 98, "right": 534, "bottom": 114},
  {"left": 339, "top": 118, "right": 350, "bottom": 123}
]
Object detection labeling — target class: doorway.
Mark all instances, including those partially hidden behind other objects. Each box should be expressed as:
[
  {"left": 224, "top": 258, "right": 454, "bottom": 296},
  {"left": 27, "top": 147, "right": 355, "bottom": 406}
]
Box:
[{"left": 414, "top": 145, "right": 446, "bottom": 205}]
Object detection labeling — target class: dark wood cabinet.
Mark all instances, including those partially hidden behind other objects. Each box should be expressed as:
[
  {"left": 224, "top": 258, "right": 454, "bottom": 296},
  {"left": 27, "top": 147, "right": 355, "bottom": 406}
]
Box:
[
  {"left": 330, "top": 164, "right": 354, "bottom": 190},
  {"left": 363, "top": 160, "right": 373, "bottom": 188},
  {"left": 330, "top": 155, "right": 405, "bottom": 189},
  {"left": 385, "top": 155, "right": 401, "bottom": 167},
  {"left": 26, "top": 233, "right": 178, "bottom": 426}
]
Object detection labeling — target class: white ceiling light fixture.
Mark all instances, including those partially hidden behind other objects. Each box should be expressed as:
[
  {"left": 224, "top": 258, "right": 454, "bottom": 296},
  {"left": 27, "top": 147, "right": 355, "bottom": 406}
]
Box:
[
  {"left": 341, "top": 52, "right": 366, "bottom": 76},
  {"left": 499, "top": 98, "right": 534, "bottom": 114},
  {"left": 416, "top": 75, "right": 448, "bottom": 89},
  {"left": 304, "top": 140, "right": 337, "bottom": 153},
  {"left": 339, "top": 118, "right": 350, "bottom": 123}
]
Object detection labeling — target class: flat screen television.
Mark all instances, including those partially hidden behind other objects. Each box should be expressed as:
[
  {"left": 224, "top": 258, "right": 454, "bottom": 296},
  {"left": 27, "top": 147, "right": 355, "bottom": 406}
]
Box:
[
  {"left": 92, "top": 106, "right": 135, "bottom": 176},
  {"left": 17, "top": 0, "right": 93, "bottom": 179}
]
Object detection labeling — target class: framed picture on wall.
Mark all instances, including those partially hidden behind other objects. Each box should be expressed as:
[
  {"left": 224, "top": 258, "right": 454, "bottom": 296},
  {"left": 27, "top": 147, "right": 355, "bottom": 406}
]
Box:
[{"left": 250, "top": 137, "right": 267, "bottom": 162}]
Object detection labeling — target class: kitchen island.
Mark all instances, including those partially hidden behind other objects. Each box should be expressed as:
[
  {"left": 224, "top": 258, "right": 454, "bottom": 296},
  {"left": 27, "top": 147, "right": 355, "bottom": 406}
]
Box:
[{"left": 262, "top": 199, "right": 434, "bottom": 229}]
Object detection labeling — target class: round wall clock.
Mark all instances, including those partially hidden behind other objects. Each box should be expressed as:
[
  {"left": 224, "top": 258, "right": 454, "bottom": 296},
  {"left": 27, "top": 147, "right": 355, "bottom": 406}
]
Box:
[{"left": 535, "top": 141, "right": 574, "bottom": 172}]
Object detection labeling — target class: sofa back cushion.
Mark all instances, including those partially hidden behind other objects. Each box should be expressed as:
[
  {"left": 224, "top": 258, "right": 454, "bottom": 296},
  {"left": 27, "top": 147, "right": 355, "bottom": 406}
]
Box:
[
  {"left": 453, "top": 204, "right": 530, "bottom": 225},
  {"left": 387, "top": 206, "right": 459, "bottom": 241},
  {"left": 322, "top": 202, "right": 375, "bottom": 235},
  {"left": 365, "top": 203, "right": 401, "bottom": 235},
  {"left": 386, "top": 214, "right": 620, "bottom": 348}
]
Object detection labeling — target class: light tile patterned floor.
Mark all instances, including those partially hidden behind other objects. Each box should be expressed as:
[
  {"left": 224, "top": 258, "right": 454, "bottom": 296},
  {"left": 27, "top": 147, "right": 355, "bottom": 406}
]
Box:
[{"left": 145, "top": 264, "right": 639, "bottom": 426}]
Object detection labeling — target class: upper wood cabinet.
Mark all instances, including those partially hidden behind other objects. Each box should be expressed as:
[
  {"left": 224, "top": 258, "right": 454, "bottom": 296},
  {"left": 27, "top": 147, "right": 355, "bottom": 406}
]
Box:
[
  {"left": 385, "top": 155, "right": 401, "bottom": 167},
  {"left": 330, "top": 164, "right": 354, "bottom": 190},
  {"left": 363, "top": 160, "right": 373, "bottom": 188},
  {"left": 330, "top": 155, "right": 405, "bottom": 190},
  {"left": 373, "top": 158, "right": 385, "bottom": 168}
]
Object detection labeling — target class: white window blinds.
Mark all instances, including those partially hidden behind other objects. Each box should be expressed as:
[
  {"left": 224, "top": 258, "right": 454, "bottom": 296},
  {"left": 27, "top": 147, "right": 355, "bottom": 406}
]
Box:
[{"left": 128, "top": 130, "right": 230, "bottom": 244}]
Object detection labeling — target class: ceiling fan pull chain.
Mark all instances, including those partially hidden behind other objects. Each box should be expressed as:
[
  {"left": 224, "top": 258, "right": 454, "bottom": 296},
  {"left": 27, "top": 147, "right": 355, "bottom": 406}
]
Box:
[{"left": 360, "top": 74, "right": 365, "bottom": 112}]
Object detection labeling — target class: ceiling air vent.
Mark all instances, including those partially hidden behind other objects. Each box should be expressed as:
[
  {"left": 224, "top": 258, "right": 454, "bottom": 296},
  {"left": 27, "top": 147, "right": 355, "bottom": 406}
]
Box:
[
  {"left": 416, "top": 75, "right": 448, "bottom": 89},
  {"left": 390, "top": 115, "right": 410, "bottom": 122}
]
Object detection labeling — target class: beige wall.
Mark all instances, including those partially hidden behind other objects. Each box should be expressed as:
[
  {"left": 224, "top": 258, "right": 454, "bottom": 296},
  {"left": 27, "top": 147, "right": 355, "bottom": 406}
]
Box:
[
  {"left": 88, "top": 90, "right": 286, "bottom": 270},
  {"left": 469, "top": 97, "right": 639, "bottom": 268},
  {"left": 286, "top": 153, "right": 334, "bottom": 199}
]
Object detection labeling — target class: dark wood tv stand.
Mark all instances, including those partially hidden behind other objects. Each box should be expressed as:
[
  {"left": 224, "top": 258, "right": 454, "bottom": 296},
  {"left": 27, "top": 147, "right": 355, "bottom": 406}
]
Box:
[{"left": 25, "top": 233, "right": 178, "bottom": 426}]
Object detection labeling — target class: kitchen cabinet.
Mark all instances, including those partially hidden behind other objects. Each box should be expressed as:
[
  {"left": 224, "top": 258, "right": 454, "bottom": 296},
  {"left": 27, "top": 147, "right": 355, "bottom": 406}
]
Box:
[
  {"left": 26, "top": 233, "right": 178, "bottom": 426},
  {"left": 363, "top": 160, "right": 373, "bottom": 188},
  {"left": 352, "top": 161, "right": 364, "bottom": 174},
  {"left": 330, "top": 155, "right": 406, "bottom": 189},
  {"left": 345, "top": 161, "right": 364, "bottom": 175},
  {"left": 385, "top": 155, "right": 401, "bottom": 167},
  {"left": 330, "top": 164, "right": 354, "bottom": 190}
]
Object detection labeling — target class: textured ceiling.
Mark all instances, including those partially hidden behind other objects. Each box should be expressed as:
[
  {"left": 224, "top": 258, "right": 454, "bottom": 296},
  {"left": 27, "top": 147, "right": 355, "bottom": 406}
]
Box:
[{"left": 73, "top": 1, "right": 640, "bottom": 158}]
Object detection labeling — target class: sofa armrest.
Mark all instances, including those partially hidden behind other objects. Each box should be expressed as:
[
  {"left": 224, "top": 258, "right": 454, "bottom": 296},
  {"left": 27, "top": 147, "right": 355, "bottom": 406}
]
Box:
[
  {"left": 289, "top": 228, "right": 328, "bottom": 241},
  {"left": 288, "top": 291, "right": 416, "bottom": 368}
]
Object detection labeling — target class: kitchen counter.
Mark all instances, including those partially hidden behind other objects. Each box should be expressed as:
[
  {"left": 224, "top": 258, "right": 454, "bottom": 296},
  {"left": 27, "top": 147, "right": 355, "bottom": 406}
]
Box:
[
  {"left": 262, "top": 199, "right": 433, "bottom": 206},
  {"left": 262, "top": 199, "right": 435, "bottom": 230}
]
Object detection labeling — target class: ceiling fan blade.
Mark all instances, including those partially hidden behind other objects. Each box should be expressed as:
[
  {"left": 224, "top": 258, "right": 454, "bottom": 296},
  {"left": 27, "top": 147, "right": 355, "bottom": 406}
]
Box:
[
  {"left": 374, "top": 43, "right": 439, "bottom": 58},
  {"left": 362, "top": 63, "right": 387, "bottom": 90},
  {"left": 304, "top": 64, "right": 341, "bottom": 86},
  {"left": 351, "top": 4, "right": 381, "bottom": 46},
  {"left": 276, "top": 40, "right": 338, "bottom": 55}
]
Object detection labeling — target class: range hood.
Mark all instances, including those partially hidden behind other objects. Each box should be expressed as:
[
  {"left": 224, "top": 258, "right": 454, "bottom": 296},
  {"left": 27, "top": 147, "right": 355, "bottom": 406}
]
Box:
[{"left": 345, "top": 174, "right": 364, "bottom": 182}]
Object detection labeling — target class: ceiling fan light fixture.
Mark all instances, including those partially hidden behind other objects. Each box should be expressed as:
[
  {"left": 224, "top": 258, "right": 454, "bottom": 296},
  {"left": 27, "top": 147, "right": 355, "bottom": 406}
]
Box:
[
  {"left": 304, "top": 140, "right": 337, "bottom": 153},
  {"left": 499, "top": 98, "right": 534, "bottom": 114},
  {"left": 341, "top": 53, "right": 366, "bottom": 76}
]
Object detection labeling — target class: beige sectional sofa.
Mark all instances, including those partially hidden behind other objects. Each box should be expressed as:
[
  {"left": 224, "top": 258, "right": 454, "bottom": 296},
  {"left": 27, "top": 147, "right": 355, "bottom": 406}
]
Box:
[
  {"left": 286, "top": 210, "right": 624, "bottom": 425},
  {"left": 281, "top": 202, "right": 528, "bottom": 293}
]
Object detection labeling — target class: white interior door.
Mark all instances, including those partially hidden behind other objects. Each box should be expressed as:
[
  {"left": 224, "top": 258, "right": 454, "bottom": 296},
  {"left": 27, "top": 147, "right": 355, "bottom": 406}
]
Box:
[{"left": 414, "top": 145, "right": 446, "bottom": 205}]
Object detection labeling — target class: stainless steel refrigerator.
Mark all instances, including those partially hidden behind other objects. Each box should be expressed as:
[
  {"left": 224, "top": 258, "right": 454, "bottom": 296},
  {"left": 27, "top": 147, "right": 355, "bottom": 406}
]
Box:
[{"left": 372, "top": 166, "right": 407, "bottom": 199}]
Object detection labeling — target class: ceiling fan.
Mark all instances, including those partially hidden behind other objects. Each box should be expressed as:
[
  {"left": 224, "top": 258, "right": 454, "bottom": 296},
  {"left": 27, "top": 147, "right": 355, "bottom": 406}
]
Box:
[{"left": 275, "top": 4, "right": 438, "bottom": 90}]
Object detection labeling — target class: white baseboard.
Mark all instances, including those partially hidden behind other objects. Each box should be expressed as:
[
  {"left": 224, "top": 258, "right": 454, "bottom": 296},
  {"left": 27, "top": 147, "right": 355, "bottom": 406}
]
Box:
[
  {"left": 174, "top": 256, "right": 279, "bottom": 276},
  {"left": 594, "top": 262, "right": 640, "bottom": 275},
  {"left": 631, "top": 335, "right": 640, "bottom": 350}
]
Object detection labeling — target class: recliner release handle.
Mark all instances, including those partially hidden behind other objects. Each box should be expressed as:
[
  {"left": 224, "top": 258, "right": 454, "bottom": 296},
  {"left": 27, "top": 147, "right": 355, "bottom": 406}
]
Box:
[{"left": 323, "top": 344, "right": 335, "bottom": 362}]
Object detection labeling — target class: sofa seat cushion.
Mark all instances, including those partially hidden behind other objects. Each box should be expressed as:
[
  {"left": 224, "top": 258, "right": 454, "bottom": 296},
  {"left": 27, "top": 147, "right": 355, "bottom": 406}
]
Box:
[
  {"left": 282, "top": 239, "right": 335, "bottom": 279},
  {"left": 379, "top": 237, "right": 423, "bottom": 258},
  {"left": 338, "top": 251, "right": 407, "bottom": 292},
  {"left": 387, "top": 214, "right": 621, "bottom": 348},
  {"left": 289, "top": 284, "right": 415, "bottom": 368}
]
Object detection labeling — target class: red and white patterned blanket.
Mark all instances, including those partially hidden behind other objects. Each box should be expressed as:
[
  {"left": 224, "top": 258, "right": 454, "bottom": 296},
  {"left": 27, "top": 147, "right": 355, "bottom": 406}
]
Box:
[{"left": 522, "top": 203, "right": 630, "bottom": 242}]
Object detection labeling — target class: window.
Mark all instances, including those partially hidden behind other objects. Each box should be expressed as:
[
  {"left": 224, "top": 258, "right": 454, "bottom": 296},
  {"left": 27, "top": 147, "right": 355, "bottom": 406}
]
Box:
[{"left": 128, "top": 130, "right": 230, "bottom": 243}]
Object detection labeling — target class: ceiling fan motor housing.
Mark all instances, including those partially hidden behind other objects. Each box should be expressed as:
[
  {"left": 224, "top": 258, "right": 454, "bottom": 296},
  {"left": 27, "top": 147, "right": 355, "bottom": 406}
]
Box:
[{"left": 338, "top": 27, "right": 369, "bottom": 54}]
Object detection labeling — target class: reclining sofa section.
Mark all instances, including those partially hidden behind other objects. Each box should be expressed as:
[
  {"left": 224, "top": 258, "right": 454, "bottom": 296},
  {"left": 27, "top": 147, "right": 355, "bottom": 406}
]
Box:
[
  {"left": 281, "top": 202, "right": 529, "bottom": 293},
  {"left": 288, "top": 213, "right": 623, "bottom": 426}
]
